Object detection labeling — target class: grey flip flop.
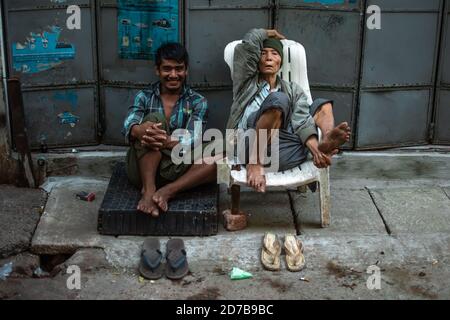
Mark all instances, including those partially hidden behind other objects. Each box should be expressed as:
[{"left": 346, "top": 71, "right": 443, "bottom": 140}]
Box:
[
  {"left": 165, "top": 239, "right": 189, "bottom": 280},
  {"left": 139, "top": 238, "right": 164, "bottom": 280}
]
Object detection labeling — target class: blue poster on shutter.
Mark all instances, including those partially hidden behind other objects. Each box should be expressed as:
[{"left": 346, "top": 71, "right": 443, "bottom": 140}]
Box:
[
  {"left": 118, "top": 0, "right": 179, "bottom": 60},
  {"left": 12, "top": 26, "right": 75, "bottom": 74}
]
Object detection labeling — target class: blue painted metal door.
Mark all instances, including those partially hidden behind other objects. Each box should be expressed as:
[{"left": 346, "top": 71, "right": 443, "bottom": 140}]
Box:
[
  {"left": 2, "top": 0, "right": 450, "bottom": 150},
  {"left": 3, "top": 0, "right": 99, "bottom": 149}
]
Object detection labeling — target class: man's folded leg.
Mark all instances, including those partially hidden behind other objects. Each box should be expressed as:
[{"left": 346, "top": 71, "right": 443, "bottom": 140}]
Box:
[
  {"left": 152, "top": 142, "right": 219, "bottom": 213},
  {"left": 245, "top": 92, "right": 309, "bottom": 174},
  {"left": 126, "top": 112, "right": 168, "bottom": 217}
]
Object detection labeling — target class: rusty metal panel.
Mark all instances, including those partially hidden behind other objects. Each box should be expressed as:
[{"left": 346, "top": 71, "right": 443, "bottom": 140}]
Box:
[
  {"left": 356, "top": 90, "right": 431, "bottom": 149},
  {"left": 99, "top": 0, "right": 184, "bottom": 144},
  {"left": 101, "top": 86, "right": 142, "bottom": 145},
  {"left": 361, "top": 12, "right": 440, "bottom": 87},
  {"left": 2, "top": 0, "right": 99, "bottom": 149},
  {"left": 357, "top": 1, "right": 444, "bottom": 149},
  {"left": 97, "top": 0, "right": 179, "bottom": 85},
  {"left": 434, "top": 2, "right": 450, "bottom": 144},
  {"left": 434, "top": 89, "right": 450, "bottom": 144},
  {"left": 182, "top": 0, "right": 271, "bottom": 146},
  {"left": 6, "top": 0, "right": 91, "bottom": 10},
  {"left": 4, "top": 0, "right": 97, "bottom": 87},
  {"left": 190, "top": 0, "right": 270, "bottom": 6},
  {"left": 21, "top": 87, "right": 98, "bottom": 149},
  {"left": 366, "top": 0, "right": 441, "bottom": 11},
  {"left": 3, "top": 0, "right": 447, "bottom": 151},
  {"left": 441, "top": 9, "right": 450, "bottom": 85},
  {"left": 311, "top": 89, "right": 355, "bottom": 149},
  {"left": 277, "top": 8, "right": 362, "bottom": 87},
  {"left": 276, "top": 0, "right": 363, "bottom": 150},
  {"left": 279, "top": 0, "right": 361, "bottom": 10},
  {"left": 186, "top": 2, "right": 271, "bottom": 86},
  {"left": 196, "top": 89, "right": 233, "bottom": 133}
]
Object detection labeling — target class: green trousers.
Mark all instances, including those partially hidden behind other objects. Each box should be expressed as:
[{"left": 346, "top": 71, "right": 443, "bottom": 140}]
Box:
[{"left": 126, "top": 112, "right": 211, "bottom": 189}]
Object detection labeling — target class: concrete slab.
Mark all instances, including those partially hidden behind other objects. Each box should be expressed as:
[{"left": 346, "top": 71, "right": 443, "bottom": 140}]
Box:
[
  {"left": 104, "top": 232, "right": 450, "bottom": 272},
  {"left": 36, "top": 151, "right": 450, "bottom": 191},
  {"left": 0, "top": 186, "right": 47, "bottom": 258},
  {"left": 302, "top": 233, "right": 450, "bottom": 268},
  {"left": 32, "top": 177, "right": 111, "bottom": 255},
  {"left": 5, "top": 233, "right": 450, "bottom": 300},
  {"left": 33, "top": 151, "right": 126, "bottom": 179},
  {"left": 1, "top": 261, "right": 449, "bottom": 300},
  {"left": 29, "top": 165, "right": 450, "bottom": 277},
  {"left": 8, "top": 151, "right": 450, "bottom": 300},
  {"left": 289, "top": 187, "right": 387, "bottom": 235},
  {"left": 31, "top": 177, "right": 295, "bottom": 272},
  {"left": 332, "top": 154, "right": 450, "bottom": 182},
  {"left": 368, "top": 187, "right": 450, "bottom": 235},
  {"left": 329, "top": 153, "right": 450, "bottom": 190}
]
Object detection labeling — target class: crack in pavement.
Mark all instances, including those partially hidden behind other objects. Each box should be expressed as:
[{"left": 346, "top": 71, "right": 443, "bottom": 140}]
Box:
[
  {"left": 442, "top": 187, "right": 450, "bottom": 200},
  {"left": 365, "top": 187, "right": 392, "bottom": 236}
]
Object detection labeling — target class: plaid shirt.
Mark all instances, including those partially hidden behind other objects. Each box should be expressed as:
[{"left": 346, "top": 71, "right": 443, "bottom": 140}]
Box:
[{"left": 123, "top": 82, "right": 208, "bottom": 147}]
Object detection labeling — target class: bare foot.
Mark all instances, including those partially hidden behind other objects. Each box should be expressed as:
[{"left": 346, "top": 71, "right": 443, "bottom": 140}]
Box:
[
  {"left": 137, "top": 191, "right": 160, "bottom": 218},
  {"left": 247, "top": 164, "right": 266, "bottom": 193},
  {"left": 153, "top": 187, "right": 176, "bottom": 212},
  {"left": 319, "top": 122, "right": 351, "bottom": 155}
]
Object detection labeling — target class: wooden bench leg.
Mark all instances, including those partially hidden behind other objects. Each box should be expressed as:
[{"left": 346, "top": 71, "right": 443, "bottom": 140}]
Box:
[
  {"left": 319, "top": 168, "right": 331, "bottom": 228},
  {"left": 223, "top": 185, "right": 248, "bottom": 231}
]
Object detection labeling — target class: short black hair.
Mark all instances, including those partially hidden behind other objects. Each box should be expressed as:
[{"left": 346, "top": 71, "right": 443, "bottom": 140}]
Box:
[{"left": 155, "top": 42, "right": 189, "bottom": 68}]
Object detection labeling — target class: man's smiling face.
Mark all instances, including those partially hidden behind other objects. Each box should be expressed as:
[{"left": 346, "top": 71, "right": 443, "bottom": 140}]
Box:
[{"left": 156, "top": 59, "right": 188, "bottom": 93}]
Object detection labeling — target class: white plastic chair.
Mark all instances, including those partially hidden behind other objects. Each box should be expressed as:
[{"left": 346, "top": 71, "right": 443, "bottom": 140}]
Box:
[{"left": 219, "top": 39, "right": 331, "bottom": 228}]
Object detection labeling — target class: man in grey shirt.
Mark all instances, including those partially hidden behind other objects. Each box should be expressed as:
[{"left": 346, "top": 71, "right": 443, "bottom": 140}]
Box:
[{"left": 227, "top": 28, "right": 351, "bottom": 193}]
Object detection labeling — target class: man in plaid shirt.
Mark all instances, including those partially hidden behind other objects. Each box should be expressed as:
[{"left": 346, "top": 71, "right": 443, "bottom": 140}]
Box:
[{"left": 123, "top": 43, "right": 217, "bottom": 218}]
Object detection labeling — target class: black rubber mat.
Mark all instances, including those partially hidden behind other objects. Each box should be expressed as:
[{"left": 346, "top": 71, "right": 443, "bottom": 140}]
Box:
[{"left": 98, "top": 163, "right": 219, "bottom": 237}]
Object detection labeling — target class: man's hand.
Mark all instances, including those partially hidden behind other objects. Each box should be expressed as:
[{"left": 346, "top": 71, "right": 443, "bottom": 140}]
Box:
[
  {"left": 305, "top": 135, "right": 336, "bottom": 169},
  {"left": 131, "top": 122, "right": 168, "bottom": 151},
  {"left": 142, "top": 123, "right": 169, "bottom": 150},
  {"left": 267, "top": 29, "right": 286, "bottom": 40}
]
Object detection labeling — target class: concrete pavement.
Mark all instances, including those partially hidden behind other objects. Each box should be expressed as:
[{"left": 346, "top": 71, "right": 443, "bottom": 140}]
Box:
[
  {"left": 1, "top": 150, "right": 450, "bottom": 299},
  {"left": 0, "top": 186, "right": 47, "bottom": 258}
]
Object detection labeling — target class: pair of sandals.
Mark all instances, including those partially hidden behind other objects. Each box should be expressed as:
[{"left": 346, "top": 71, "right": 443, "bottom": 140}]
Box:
[
  {"left": 261, "top": 233, "right": 306, "bottom": 272},
  {"left": 139, "top": 238, "right": 189, "bottom": 280}
]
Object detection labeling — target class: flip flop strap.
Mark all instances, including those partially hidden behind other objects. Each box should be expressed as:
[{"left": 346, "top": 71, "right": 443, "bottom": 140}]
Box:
[
  {"left": 263, "top": 238, "right": 280, "bottom": 256},
  {"left": 263, "top": 248, "right": 277, "bottom": 264},
  {"left": 263, "top": 242, "right": 280, "bottom": 265},
  {"left": 287, "top": 253, "right": 303, "bottom": 266},
  {"left": 142, "top": 249, "right": 163, "bottom": 271},
  {"left": 285, "top": 244, "right": 299, "bottom": 256},
  {"left": 166, "top": 249, "right": 187, "bottom": 270},
  {"left": 285, "top": 241, "right": 303, "bottom": 263}
]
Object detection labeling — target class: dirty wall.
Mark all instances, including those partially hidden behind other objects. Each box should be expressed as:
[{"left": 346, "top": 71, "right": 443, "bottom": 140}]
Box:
[
  {"left": 0, "top": 28, "right": 19, "bottom": 184},
  {"left": 0, "top": 0, "right": 449, "bottom": 151}
]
